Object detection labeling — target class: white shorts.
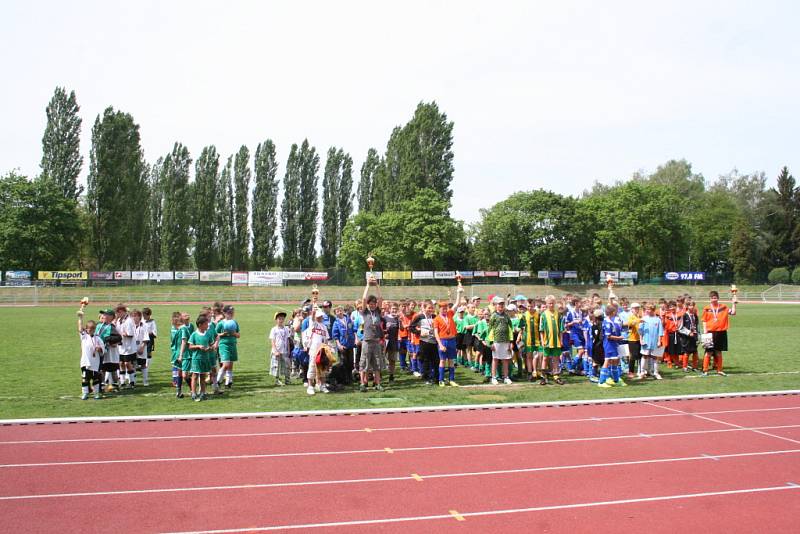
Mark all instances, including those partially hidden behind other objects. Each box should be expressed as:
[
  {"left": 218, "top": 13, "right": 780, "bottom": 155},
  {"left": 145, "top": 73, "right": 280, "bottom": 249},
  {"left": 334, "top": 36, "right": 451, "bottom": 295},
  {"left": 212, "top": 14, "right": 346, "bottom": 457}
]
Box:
[
  {"left": 492, "top": 342, "right": 512, "bottom": 360},
  {"left": 617, "top": 344, "right": 630, "bottom": 358},
  {"left": 641, "top": 346, "right": 664, "bottom": 357}
]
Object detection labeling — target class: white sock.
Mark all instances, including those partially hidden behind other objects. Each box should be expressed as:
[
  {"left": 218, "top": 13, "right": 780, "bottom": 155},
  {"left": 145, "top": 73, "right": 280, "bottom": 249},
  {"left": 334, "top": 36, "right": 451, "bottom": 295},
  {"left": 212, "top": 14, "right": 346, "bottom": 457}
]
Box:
[
  {"left": 142, "top": 368, "right": 149, "bottom": 382},
  {"left": 104, "top": 371, "right": 112, "bottom": 384},
  {"left": 653, "top": 359, "right": 660, "bottom": 374},
  {"left": 93, "top": 384, "right": 101, "bottom": 394},
  {"left": 81, "top": 386, "right": 89, "bottom": 395},
  {"left": 216, "top": 368, "right": 225, "bottom": 384},
  {"left": 225, "top": 370, "right": 232, "bottom": 384}
]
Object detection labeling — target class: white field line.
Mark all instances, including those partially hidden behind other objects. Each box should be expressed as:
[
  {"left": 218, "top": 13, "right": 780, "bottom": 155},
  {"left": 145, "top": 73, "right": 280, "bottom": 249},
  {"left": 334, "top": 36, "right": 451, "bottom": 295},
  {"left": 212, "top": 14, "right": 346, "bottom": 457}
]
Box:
[
  {"left": 2, "top": 424, "right": 799, "bottom": 469},
  {"left": 2, "top": 448, "right": 798, "bottom": 502},
  {"left": 159, "top": 483, "right": 800, "bottom": 533},
  {"left": 646, "top": 402, "right": 800, "bottom": 446},
  {"left": 2, "top": 405, "right": 799, "bottom": 446},
  {"left": 2, "top": 389, "right": 797, "bottom": 426}
]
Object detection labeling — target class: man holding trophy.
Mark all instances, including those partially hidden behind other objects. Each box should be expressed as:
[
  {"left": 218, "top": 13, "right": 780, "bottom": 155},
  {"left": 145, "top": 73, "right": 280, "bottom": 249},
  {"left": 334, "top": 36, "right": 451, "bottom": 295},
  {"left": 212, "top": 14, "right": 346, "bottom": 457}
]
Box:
[{"left": 359, "top": 255, "right": 387, "bottom": 392}]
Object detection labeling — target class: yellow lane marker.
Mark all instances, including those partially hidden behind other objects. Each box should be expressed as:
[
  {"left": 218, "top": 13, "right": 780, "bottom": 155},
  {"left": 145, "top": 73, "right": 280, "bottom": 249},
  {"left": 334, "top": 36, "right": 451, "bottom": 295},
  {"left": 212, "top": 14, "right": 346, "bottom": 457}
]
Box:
[
  {"left": 411, "top": 473, "right": 423, "bottom": 482},
  {"left": 449, "top": 510, "right": 465, "bottom": 521},
  {"left": 385, "top": 447, "right": 394, "bottom": 454}
]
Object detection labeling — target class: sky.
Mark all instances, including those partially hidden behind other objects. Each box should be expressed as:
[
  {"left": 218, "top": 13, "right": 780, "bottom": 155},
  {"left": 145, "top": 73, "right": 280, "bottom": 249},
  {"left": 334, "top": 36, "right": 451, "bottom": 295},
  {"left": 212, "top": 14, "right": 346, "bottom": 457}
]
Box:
[{"left": 1, "top": 0, "right": 798, "bottom": 224}]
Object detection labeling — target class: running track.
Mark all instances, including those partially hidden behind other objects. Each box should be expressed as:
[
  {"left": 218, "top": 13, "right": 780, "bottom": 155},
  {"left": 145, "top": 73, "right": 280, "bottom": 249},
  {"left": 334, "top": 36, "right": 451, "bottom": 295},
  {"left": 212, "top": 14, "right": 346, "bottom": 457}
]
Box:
[{"left": 2, "top": 392, "right": 799, "bottom": 533}]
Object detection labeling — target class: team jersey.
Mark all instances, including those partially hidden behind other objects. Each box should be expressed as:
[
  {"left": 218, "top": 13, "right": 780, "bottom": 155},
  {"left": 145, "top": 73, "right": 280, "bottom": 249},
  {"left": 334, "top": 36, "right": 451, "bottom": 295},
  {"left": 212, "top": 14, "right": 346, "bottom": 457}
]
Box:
[
  {"left": 520, "top": 310, "right": 540, "bottom": 347},
  {"left": 216, "top": 320, "right": 239, "bottom": 346},
  {"left": 473, "top": 319, "right": 489, "bottom": 341},
  {"left": 79, "top": 331, "right": 103, "bottom": 371},
  {"left": 169, "top": 326, "right": 181, "bottom": 357},
  {"left": 638, "top": 316, "right": 665, "bottom": 350},
  {"left": 539, "top": 310, "right": 562, "bottom": 349},
  {"left": 463, "top": 313, "right": 478, "bottom": 334},
  {"left": 702, "top": 304, "right": 731, "bottom": 332},
  {"left": 602, "top": 317, "right": 622, "bottom": 358},
  {"left": 433, "top": 309, "right": 457, "bottom": 339},
  {"left": 178, "top": 324, "right": 192, "bottom": 358},
  {"left": 488, "top": 312, "right": 512, "bottom": 343},
  {"left": 618, "top": 309, "right": 631, "bottom": 340},
  {"left": 189, "top": 329, "right": 215, "bottom": 359},
  {"left": 627, "top": 314, "right": 642, "bottom": 342},
  {"left": 455, "top": 315, "right": 466, "bottom": 334}
]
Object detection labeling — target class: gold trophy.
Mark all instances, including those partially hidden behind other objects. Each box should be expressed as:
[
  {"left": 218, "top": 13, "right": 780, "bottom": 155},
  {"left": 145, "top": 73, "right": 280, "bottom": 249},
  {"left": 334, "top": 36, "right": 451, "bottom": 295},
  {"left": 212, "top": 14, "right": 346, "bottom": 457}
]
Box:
[
  {"left": 366, "top": 253, "right": 376, "bottom": 285},
  {"left": 455, "top": 270, "right": 463, "bottom": 287},
  {"left": 730, "top": 284, "right": 739, "bottom": 303},
  {"left": 606, "top": 273, "right": 617, "bottom": 300},
  {"left": 78, "top": 296, "right": 89, "bottom": 317}
]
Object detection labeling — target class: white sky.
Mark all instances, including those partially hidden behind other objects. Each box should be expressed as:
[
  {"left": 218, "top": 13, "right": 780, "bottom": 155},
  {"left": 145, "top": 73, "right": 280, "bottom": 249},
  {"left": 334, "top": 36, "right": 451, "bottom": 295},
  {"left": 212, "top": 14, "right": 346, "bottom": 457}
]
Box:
[{"left": 1, "top": 0, "right": 798, "bottom": 224}]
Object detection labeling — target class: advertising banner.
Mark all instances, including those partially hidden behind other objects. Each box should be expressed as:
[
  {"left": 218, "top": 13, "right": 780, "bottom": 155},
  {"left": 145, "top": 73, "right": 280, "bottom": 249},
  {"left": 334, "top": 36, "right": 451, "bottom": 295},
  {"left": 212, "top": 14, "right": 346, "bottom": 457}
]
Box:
[
  {"left": 549, "top": 271, "right": 564, "bottom": 279},
  {"left": 564, "top": 270, "right": 578, "bottom": 279},
  {"left": 484, "top": 271, "right": 499, "bottom": 277},
  {"left": 499, "top": 270, "right": 519, "bottom": 278},
  {"left": 282, "top": 272, "right": 305, "bottom": 280},
  {"left": 199, "top": 271, "right": 231, "bottom": 282},
  {"left": 537, "top": 270, "right": 549, "bottom": 279},
  {"left": 248, "top": 271, "right": 284, "bottom": 286},
  {"left": 600, "top": 270, "right": 620, "bottom": 282},
  {"left": 434, "top": 271, "right": 455, "bottom": 279},
  {"left": 303, "top": 272, "right": 328, "bottom": 281},
  {"left": 89, "top": 271, "right": 114, "bottom": 281},
  {"left": 4, "top": 270, "right": 32, "bottom": 286},
  {"left": 131, "top": 271, "right": 148, "bottom": 280},
  {"left": 231, "top": 272, "right": 248, "bottom": 286},
  {"left": 664, "top": 271, "right": 705, "bottom": 281},
  {"left": 114, "top": 271, "right": 131, "bottom": 280},
  {"left": 412, "top": 271, "right": 434, "bottom": 280},
  {"left": 519, "top": 270, "right": 531, "bottom": 277},
  {"left": 38, "top": 271, "right": 87, "bottom": 280},
  {"left": 174, "top": 271, "right": 199, "bottom": 280},
  {"left": 148, "top": 271, "right": 174, "bottom": 281},
  {"left": 619, "top": 271, "right": 638, "bottom": 280},
  {"left": 382, "top": 271, "right": 412, "bottom": 280},
  {"left": 472, "top": 270, "right": 485, "bottom": 277},
  {"left": 458, "top": 271, "right": 474, "bottom": 278},
  {"left": 366, "top": 271, "right": 383, "bottom": 280}
]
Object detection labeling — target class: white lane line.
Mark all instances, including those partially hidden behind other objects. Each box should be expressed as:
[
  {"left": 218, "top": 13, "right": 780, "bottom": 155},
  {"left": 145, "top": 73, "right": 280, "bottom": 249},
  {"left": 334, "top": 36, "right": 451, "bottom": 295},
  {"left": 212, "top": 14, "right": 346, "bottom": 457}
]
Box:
[
  {"left": 3, "top": 389, "right": 797, "bottom": 426},
  {"left": 161, "top": 483, "right": 800, "bottom": 533},
  {"left": 646, "top": 402, "right": 800, "bottom": 446},
  {"left": 3, "top": 405, "right": 799, "bottom": 446},
  {"left": 4, "top": 424, "right": 800, "bottom": 469},
  {"left": 2, "top": 448, "right": 798, "bottom": 501}
]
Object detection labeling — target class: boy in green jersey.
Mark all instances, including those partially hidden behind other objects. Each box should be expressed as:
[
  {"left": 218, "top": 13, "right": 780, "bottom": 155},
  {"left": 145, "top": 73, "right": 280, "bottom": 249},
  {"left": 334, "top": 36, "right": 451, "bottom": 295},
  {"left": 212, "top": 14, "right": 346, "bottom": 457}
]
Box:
[
  {"left": 188, "top": 314, "right": 216, "bottom": 401},
  {"left": 488, "top": 296, "right": 513, "bottom": 385},
  {"left": 168, "top": 311, "right": 182, "bottom": 390},
  {"left": 176, "top": 312, "right": 193, "bottom": 398},
  {"left": 215, "top": 305, "right": 240, "bottom": 388}
]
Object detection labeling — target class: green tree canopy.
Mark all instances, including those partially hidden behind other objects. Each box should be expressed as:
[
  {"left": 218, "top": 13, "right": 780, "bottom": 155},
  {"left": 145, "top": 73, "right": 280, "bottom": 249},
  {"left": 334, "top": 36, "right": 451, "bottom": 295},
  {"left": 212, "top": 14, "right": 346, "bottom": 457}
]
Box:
[{"left": 41, "top": 87, "right": 83, "bottom": 201}]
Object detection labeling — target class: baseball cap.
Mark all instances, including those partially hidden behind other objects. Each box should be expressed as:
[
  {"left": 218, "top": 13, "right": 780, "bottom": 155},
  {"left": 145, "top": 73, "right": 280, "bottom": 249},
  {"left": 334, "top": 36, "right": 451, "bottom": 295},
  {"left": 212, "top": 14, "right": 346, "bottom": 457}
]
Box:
[
  {"left": 593, "top": 309, "right": 604, "bottom": 318},
  {"left": 314, "top": 309, "right": 325, "bottom": 318},
  {"left": 322, "top": 300, "right": 333, "bottom": 308},
  {"left": 222, "top": 305, "right": 235, "bottom": 313},
  {"left": 492, "top": 296, "right": 504, "bottom": 304},
  {"left": 456, "top": 306, "right": 466, "bottom": 313},
  {"left": 274, "top": 311, "right": 287, "bottom": 320},
  {"left": 631, "top": 302, "right": 641, "bottom": 308},
  {"left": 514, "top": 294, "right": 527, "bottom": 301},
  {"left": 507, "top": 303, "right": 517, "bottom": 311},
  {"left": 100, "top": 308, "right": 114, "bottom": 316}
]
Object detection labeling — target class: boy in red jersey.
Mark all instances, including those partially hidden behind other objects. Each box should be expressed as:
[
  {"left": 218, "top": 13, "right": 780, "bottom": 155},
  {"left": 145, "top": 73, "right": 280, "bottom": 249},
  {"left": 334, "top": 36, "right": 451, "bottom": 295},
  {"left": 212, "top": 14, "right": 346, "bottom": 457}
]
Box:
[{"left": 701, "top": 290, "right": 737, "bottom": 376}]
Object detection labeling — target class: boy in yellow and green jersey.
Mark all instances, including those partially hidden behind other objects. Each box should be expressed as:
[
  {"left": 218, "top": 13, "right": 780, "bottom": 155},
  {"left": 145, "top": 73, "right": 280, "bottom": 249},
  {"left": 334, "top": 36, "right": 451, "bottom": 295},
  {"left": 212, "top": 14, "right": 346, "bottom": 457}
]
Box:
[
  {"left": 538, "top": 295, "right": 564, "bottom": 385},
  {"left": 518, "top": 300, "right": 541, "bottom": 382}
]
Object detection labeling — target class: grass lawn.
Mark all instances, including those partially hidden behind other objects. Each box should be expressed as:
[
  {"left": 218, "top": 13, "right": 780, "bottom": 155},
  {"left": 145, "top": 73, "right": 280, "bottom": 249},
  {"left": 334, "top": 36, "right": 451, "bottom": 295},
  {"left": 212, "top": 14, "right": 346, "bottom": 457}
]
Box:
[{"left": 1, "top": 303, "right": 798, "bottom": 420}]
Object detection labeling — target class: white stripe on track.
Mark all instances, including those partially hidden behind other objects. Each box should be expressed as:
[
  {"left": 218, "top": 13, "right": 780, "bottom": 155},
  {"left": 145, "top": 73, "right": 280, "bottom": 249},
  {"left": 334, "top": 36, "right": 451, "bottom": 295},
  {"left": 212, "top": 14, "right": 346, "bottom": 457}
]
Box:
[
  {"left": 1, "top": 448, "right": 798, "bottom": 501},
  {"left": 160, "top": 483, "right": 800, "bottom": 533},
  {"left": 645, "top": 402, "right": 800, "bottom": 445},
  {"left": 2, "top": 405, "right": 798, "bottom": 446}
]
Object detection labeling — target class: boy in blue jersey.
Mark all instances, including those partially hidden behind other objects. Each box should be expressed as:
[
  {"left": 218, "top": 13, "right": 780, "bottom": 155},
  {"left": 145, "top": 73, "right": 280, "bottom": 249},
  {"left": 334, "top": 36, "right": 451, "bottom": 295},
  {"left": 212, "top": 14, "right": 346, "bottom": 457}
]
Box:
[
  {"left": 598, "top": 304, "right": 626, "bottom": 387},
  {"left": 580, "top": 307, "right": 596, "bottom": 381},
  {"left": 564, "top": 299, "right": 584, "bottom": 374}
]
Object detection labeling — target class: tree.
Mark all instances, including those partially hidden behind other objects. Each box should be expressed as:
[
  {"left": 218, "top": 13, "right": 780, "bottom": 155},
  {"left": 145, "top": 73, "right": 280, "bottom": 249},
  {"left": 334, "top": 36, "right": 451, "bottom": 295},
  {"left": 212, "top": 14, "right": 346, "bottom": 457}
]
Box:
[
  {"left": 232, "top": 145, "right": 251, "bottom": 269},
  {"left": 792, "top": 266, "right": 800, "bottom": 284},
  {"left": 297, "top": 140, "right": 319, "bottom": 268},
  {"left": 763, "top": 166, "right": 798, "bottom": 266},
  {"left": 251, "top": 140, "right": 279, "bottom": 268},
  {"left": 280, "top": 144, "right": 301, "bottom": 267},
  {"left": 159, "top": 143, "right": 192, "bottom": 269},
  {"left": 339, "top": 188, "right": 466, "bottom": 272},
  {"left": 193, "top": 146, "right": 219, "bottom": 269},
  {"left": 0, "top": 172, "right": 81, "bottom": 272},
  {"left": 729, "top": 218, "right": 757, "bottom": 282},
  {"left": 86, "top": 107, "right": 147, "bottom": 268},
  {"left": 357, "top": 148, "right": 380, "bottom": 213},
  {"left": 143, "top": 159, "right": 163, "bottom": 268},
  {"left": 687, "top": 188, "right": 739, "bottom": 277},
  {"left": 397, "top": 101, "right": 455, "bottom": 201},
  {"left": 320, "top": 147, "right": 342, "bottom": 267},
  {"left": 40, "top": 87, "right": 83, "bottom": 201},
  {"left": 767, "top": 267, "right": 791, "bottom": 284},
  {"left": 338, "top": 152, "right": 354, "bottom": 250},
  {"left": 217, "top": 156, "right": 235, "bottom": 268}
]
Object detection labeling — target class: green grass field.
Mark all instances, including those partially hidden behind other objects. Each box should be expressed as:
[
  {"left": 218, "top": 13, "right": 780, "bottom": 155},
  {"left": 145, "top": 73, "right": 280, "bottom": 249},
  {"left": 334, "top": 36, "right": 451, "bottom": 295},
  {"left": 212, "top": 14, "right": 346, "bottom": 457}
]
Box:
[{"left": 1, "top": 303, "right": 798, "bottom": 420}]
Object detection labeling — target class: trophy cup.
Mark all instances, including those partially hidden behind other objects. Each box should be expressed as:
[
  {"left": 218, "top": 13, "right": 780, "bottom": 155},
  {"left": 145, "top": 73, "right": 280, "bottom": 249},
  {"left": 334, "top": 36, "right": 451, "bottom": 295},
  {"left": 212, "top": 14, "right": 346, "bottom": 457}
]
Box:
[
  {"left": 606, "top": 273, "right": 617, "bottom": 300},
  {"left": 78, "top": 296, "right": 89, "bottom": 317},
  {"left": 730, "top": 284, "right": 738, "bottom": 303},
  {"left": 366, "top": 253, "right": 376, "bottom": 285},
  {"left": 455, "top": 270, "right": 463, "bottom": 287}
]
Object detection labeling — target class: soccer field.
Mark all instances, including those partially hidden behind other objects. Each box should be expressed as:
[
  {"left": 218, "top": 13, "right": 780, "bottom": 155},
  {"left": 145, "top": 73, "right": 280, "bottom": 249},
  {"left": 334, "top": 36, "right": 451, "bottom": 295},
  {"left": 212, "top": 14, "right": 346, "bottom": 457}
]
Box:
[{"left": 2, "top": 303, "right": 798, "bottom": 420}]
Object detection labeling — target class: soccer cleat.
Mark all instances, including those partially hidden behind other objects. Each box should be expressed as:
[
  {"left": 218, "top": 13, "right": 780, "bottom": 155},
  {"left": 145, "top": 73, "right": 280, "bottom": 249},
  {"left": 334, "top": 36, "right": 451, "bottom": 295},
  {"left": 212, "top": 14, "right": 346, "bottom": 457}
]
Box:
[
  {"left": 375, "top": 384, "right": 385, "bottom": 392},
  {"left": 554, "top": 377, "right": 565, "bottom": 385},
  {"left": 359, "top": 383, "right": 367, "bottom": 392},
  {"left": 598, "top": 382, "right": 613, "bottom": 388},
  {"left": 589, "top": 376, "right": 599, "bottom": 383},
  {"left": 315, "top": 384, "right": 321, "bottom": 393},
  {"left": 683, "top": 367, "right": 690, "bottom": 373},
  {"left": 616, "top": 379, "right": 627, "bottom": 387},
  {"left": 193, "top": 395, "right": 201, "bottom": 402},
  {"left": 191, "top": 393, "right": 197, "bottom": 401},
  {"left": 80, "top": 392, "right": 89, "bottom": 400},
  {"left": 413, "top": 371, "right": 422, "bottom": 378},
  {"left": 425, "top": 380, "right": 434, "bottom": 386},
  {"left": 717, "top": 371, "right": 727, "bottom": 376},
  {"left": 654, "top": 373, "right": 663, "bottom": 380},
  {"left": 176, "top": 392, "right": 184, "bottom": 398},
  {"left": 503, "top": 377, "right": 513, "bottom": 385},
  {"left": 143, "top": 381, "right": 149, "bottom": 386},
  {"left": 449, "top": 380, "right": 459, "bottom": 387},
  {"left": 539, "top": 377, "right": 548, "bottom": 386},
  {"left": 93, "top": 392, "right": 102, "bottom": 400},
  {"left": 491, "top": 377, "right": 499, "bottom": 385},
  {"left": 439, "top": 381, "right": 446, "bottom": 387},
  {"left": 306, "top": 386, "right": 316, "bottom": 395},
  {"left": 200, "top": 393, "right": 208, "bottom": 400},
  {"left": 321, "top": 385, "right": 331, "bottom": 393}
]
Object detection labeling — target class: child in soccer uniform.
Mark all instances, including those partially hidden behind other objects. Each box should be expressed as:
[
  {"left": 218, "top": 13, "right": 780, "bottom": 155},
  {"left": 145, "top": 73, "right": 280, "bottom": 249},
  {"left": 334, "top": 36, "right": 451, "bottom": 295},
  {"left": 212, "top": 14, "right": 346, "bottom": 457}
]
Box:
[
  {"left": 518, "top": 301, "right": 540, "bottom": 382},
  {"left": 131, "top": 309, "right": 148, "bottom": 387},
  {"left": 488, "top": 296, "right": 513, "bottom": 385},
  {"left": 455, "top": 306, "right": 467, "bottom": 366},
  {"left": 581, "top": 308, "right": 596, "bottom": 381},
  {"left": 77, "top": 308, "right": 104, "bottom": 400},
  {"left": 638, "top": 304, "right": 665, "bottom": 379},
  {"left": 398, "top": 301, "right": 411, "bottom": 372},
  {"left": 95, "top": 308, "right": 122, "bottom": 391},
  {"left": 508, "top": 304, "right": 524, "bottom": 378},
  {"left": 384, "top": 303, "right": 400, "bottom": 383},
  {"left": 215, "top": 305, "right": 240, "bottom": 388},
  {"left": 564, "top": 303, "right": 584, "bottom": 375},
  {"left": 188, "top": 314, "right": 215, "bottom": 401},
  {"left": 115, "top": 304, "right": 137, "bottom": 388},
  {"left": 538, "top": 295, "right": 564, "bottom": 385},
  {"left": 626, "top": 303, "right": 643, "bottom": 379},
  {"left": 305, "top": 308, "right": 332, "bottom": 395},
  {"left": 463, "top": 303, "right": 478, "bottom": 371},
  {"left": 663, "top": 300, "right": 682, "bottom": 369},
  {"left": 176, "top": 312, "right": 193, "bottom": 398},
  {"left": 683, "top": 299, "right": 700, "bottom": 371},
  {"left": 701, "top": 290, "right": 736, "bottom": 376},
  {"left": 269, "top": 311, "right": 292, "bottom": 386},
  {"left": 142, "top": 307, "right": 156, "bottom": 386},
  {"left": 434, "top": 284, "right": 464, "bottom": 387},
  {"left": 473, "top": 308, "right": 491, "bottom": 379},
  {"left": 169, "top": 311, "right": 182, "bottom": 389},
  {"left": 598, "top": 304, "right": 626, "bottom": 387}
]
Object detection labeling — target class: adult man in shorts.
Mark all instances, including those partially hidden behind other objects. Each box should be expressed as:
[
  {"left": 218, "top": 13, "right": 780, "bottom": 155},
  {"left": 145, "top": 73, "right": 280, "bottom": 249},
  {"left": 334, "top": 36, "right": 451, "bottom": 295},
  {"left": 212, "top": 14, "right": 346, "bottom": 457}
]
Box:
[{"left": 359, "top": 277, "right": 386, "bottom": 392}]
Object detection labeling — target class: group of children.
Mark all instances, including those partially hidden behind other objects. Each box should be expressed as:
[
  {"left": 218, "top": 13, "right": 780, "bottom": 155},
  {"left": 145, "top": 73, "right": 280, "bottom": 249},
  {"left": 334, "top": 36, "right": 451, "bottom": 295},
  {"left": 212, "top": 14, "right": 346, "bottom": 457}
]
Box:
[{"left": 76, "top": 288, "right": 737, "bottom": 399}]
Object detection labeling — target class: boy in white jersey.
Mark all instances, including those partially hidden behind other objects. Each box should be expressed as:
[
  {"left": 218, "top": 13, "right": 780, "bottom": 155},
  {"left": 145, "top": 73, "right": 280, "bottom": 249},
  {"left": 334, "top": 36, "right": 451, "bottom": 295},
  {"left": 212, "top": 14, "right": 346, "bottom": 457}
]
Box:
[
  {"left": 142, "top": 307, "right": 157, "bottom": 386},
  {"left": 77, "top": 308, "right": 104, "bottom": 400}
]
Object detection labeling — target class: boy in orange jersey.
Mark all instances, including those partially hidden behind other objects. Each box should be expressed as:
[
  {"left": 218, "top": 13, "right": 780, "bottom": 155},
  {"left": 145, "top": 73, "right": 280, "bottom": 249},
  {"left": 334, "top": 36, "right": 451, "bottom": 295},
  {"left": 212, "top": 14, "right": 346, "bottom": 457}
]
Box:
[
  {"left": 663, "top": 300, "right": 683, "bottom": 369},
  {"left": 701, "top": 290, "right": 737, "bottom": 376},
  {"left": 398, "top": 300, "right": 412, "bottom": 373}
]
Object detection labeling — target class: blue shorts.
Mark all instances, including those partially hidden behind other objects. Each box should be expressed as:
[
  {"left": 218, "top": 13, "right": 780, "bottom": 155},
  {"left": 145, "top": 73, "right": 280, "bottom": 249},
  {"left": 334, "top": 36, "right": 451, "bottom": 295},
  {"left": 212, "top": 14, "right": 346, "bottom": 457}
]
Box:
[
  {"left": 399, "top": 338, "right": 409, "bottom": 354},
  {"left": 408, "top": 343, "right": 418, "bottom": 356},
  {"left": 438, "top": 337, "right": 457, "bottom": 361},
  {"left": 570, "top": 334, "right": 585, "bottom": 349}
]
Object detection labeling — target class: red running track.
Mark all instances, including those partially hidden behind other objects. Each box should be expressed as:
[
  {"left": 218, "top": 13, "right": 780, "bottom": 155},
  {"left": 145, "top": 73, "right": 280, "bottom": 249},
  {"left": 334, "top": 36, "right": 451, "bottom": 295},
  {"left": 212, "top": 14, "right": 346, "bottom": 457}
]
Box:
[{"left": 1, "top": 393, "right": 799, "bottom": 533}]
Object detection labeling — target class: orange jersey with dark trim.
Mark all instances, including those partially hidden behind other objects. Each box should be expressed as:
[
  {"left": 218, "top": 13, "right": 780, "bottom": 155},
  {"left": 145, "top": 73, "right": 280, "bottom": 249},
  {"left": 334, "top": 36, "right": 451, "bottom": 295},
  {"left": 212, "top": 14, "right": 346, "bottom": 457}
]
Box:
[{"left": 702, "top": 304, "right": 730, "bottom": 332}]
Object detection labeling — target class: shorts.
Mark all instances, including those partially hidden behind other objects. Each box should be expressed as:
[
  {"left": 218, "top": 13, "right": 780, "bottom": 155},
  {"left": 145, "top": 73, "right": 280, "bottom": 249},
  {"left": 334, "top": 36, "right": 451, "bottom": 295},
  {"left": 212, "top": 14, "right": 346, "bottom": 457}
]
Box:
[
  {"left": 570, "top": 334, "right": 585, "bottom": 349},
  {"left": 492, "top": 342, "right": 512, "bottom": 360},
  {"left": 541, "top": 347, "right": 562, "bottom": 358},
  {"left": 408, "top": 343, "right": 419, "bottom": 356},
  {"left": 462, "top": 331, "right": 473, "bottom": 349},
  {"left": 190, "top": 354, "right": 211, "bottom": 374},
  {"left": 707, "top": 331, "right": 728, "bottom": 352},
  {"left": 219, "top": 343, "right": 238, "bottom": 362},
  {"left": 628, "top": 341, "right": 641, "bottom": 361},
  {"left": 641, "top": 346, "right": 665, "bottom": 357},
  {"left": 146, "top": 339, "right": 155, "bottom": 358},
  {"left": 438, "top": 337, "right": 457, "bottom": 361},
  {"left": 472, "top": 337, "right": 483, "bottom": 352},
  {"left": 120, "top": 352, "right": 137, "bottom": 363},
  {"left": 385, "top": 348, "right": 398, "bottom": 368},
  {"left": 136, "top": 358, "right": 148, "bottom": 369},
  {"left": 666, "top": 335, "right": 682, "bottom": 356},
  {"left": 359, "top": 340, "right": 386, "bottom": 372},
  {"left": 456, "top": 333, "right": 466, "bottom": 351},
  {"left": 101, "top": 361, "right": 119, "bottom": 372},
  {"left": 481, "top": 343, "right": 493, "bottom": 363},
  {"left": 180, "top": 356, "right": 192, "bottom": 373},
  {"left": 81, "top": 366, "right": 101, "bottom": 380},
  {"left": 399, "top": 338, "right": 409, "bottom": 355},
  {"left": 616, "top": 343, "right": 630, "bottom": 358}
]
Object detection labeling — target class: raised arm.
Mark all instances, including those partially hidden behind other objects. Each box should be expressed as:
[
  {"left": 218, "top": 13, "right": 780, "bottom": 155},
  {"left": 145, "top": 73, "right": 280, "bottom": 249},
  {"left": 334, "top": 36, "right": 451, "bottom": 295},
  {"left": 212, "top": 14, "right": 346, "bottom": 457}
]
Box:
[{"left": 77, "top": 309, "right": 85, "bottom": 334}]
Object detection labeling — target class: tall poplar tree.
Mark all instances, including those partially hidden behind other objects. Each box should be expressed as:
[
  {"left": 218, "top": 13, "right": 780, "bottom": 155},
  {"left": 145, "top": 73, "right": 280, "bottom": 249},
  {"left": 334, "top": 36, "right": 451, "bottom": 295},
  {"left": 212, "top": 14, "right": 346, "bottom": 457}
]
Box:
[
  {"left": 251, "top": 140, "right": 279, "bottom": 268},
  {"left": 159, "top": 143, "right": 192, "bottom": 269},
  {"left": 218, "top": 156, "right": 235, "bottom": 268},
  {"left": 357, "top": 148, "right": 379, "bottom": 213},
  {"left": 297, "top": 140, "right": 320, "bottom": 268},
  {"left": 231, "top": 146, "right": 251, "bottom": 269},
  {"left": 41, "top": 87, "right": 83, "bottom": 201},
  {"left": 320, "top": 147, "right": 342, "bottom": 267},
  {"left": 193, "top": 146, "right": 219, "bottom": 269},
  {"left": 338, "top": 152, "right": 354, "bottom": 251},
  {"left": 86, "top": 107, "right": 146, "bottom": 268},
  {"left": 280, "top": 144, "right": 301, "bottom": 267},
  {"left": 144, "top": 159, "right": 163, "bottom": 268}
]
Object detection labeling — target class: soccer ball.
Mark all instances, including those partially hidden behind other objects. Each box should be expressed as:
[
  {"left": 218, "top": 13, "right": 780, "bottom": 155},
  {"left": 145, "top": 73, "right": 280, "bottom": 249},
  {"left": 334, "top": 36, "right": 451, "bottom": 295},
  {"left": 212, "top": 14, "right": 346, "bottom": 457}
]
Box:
[{"left": 221, "top": 319, "right": 237, "bottom": 333}]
